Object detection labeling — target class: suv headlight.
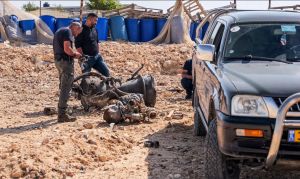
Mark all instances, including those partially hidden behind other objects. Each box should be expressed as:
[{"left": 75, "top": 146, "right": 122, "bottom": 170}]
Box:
[{"left": 231, "top": 95, "right": 269, "bottom": 117}]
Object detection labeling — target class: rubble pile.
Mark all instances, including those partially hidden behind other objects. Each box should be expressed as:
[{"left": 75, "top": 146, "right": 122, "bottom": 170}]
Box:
[
  {"left": 99, "top": 42, "right": 193, "bottom": 76},
  {"left": 0, "top": 42, "right": 193, "bottom": 79}
]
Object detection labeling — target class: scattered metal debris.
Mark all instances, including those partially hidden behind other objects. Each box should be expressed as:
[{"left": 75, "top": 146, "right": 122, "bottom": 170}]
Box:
[
  {"left": 72, "top": 64, "right": 157, "bottom": 112},
  {"left": 104, "top": 93, "right": 157, "bottom": 124},
  {"left": 144, "top": 141, "right": 160, "bottom": 148},
  {"left": 43, "top": 107, "right": 58, "bottom": 115}
]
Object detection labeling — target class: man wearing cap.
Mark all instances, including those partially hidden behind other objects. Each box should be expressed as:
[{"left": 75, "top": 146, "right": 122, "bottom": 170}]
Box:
[
  {"left": 53, "top": 22, "right": 82, "bottom": 122},
  {"left": 75, "top": 13, "right": 110, "bottom": 78}
]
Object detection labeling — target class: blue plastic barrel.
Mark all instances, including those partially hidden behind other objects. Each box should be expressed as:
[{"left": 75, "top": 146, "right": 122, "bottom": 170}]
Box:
[
  {"left": 19, "top": 19, "right": 37, "bottom": 43},
  {"left": 96, "top": 17, "right": 108, "bottom": 41},
  {"left": 19, "top": 19, "right": 35, "bottom": 32},
  {"left": 82, "top": 18, "right": 87, "bottom": 25},
  {"left": 10, "top": 15, "right": 18, "bottom": 24},
  {"left": 192, "top": 22, "right": 200, "bottom": 42},
  {"left": 73, "top": 18, "right": 80, "bottom": 22},
  {"left": 56, "top": 18, "right": 72, "bottom": 32},
  {"left": 189, "top": 22, "right": 195, "bottom": 38},
  {"left": 73, "top": 18, "right": 87, "bottom": 25},
  {"left": 156, "top": 19, "right": 167, "bottom": 36},
  {"left": 0, "top": 18, "right": 2, "bottom": 42},
  {"left": 125, "top": 18, "right": 140, "bottom": 42},
  {"left": 109, "top": 16, "right": 128, "bottom": 41},
  {"left": 140, "top": 19, "right": 156, "bottom": 42},
  {"left": 40, "top": 15, "right": 55, "bottom": 34}
]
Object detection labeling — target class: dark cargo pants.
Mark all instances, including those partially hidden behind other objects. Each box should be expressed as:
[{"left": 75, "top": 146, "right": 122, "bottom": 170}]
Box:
[
  {"left": 181, "top": 78, "right": 193, "bottom": 96},
  {"left": 55, "top": 59, "right": 74, "bottom": 114}
]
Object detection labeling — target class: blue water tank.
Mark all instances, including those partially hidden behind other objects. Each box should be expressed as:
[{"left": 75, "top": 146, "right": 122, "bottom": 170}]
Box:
[
  {"left": 156, "top": 19, "right": 167, "bottom": 36},
  {"left": 189, "top": 22, "right": 195, "bottom": 38},
  {"left": 0, "top": 18, "right": 2, "bottom": 42},
  {"left": 125, "top": 18, "right": 140, "bottom": 42},
  {"left": 19, "top": 19, "right": 37, "bottom": 42},
  {"left": 56, "top": 18, "right": 72, "bottom": 32},
  {"left": 140, "top": 19, "right": 156, "bottom": 42},
  {"left": 40, "top": 15, "right": 55, "bottom": 34},
  {"left": 109, "top": 16, "right": 128, "bottom": 41},
  {"left": 10, "top": 15, "right": 18, "bottom": 24},
  {"left": 73, "top": 18, "right": 80, "bottom": 22},
  {"left": 96, "top": 17, "right": 108, "bottom": 41},
  {"left": 73, "top": 18, "right": 87, "bottom": 25},
  {"left": 192, "top": 22, "right": 200, "bottom": 42},
  {"left": 82, "top": 18, "right": 87, "bottom": 25}
]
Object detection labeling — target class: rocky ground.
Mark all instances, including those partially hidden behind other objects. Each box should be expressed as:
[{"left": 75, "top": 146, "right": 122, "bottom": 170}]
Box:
[{"left": 0, "top": 42, "right": 299, "bottom": 179}]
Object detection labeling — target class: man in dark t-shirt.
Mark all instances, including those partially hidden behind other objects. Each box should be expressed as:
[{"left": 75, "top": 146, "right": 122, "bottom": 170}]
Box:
[
  {"left": 75, "top": 13, "right": 110, "bottom": 79},
  {"left": 181, "top": 59, "right": 193, "bottom": 99},
  {"left": 53, "top": 22, "right": 82, "bottom": 122}
]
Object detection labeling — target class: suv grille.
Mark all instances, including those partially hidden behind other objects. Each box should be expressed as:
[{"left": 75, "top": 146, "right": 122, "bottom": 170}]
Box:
[{"left": 273, "top": 97, "right": 300, "bottom": 112}]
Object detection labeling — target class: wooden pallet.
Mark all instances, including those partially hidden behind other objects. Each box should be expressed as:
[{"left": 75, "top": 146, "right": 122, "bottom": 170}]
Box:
[
  {"left": 101, "top": 4, "right": 165, "bottom": 19},
  {"left": 167, "top": 0, "right": 207, "bottom": 22},
  {"left": 168, "top": 0, "right": 236, "bottom": 22},
  {"left": 193, "top": 2, "right": 236, "bottom": 21},
  {"left": 269, "top": 4, "right": 300, "bottom": 10}
]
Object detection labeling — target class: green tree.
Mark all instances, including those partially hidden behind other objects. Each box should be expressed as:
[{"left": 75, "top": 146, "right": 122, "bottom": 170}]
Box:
[
  {"left": 21, "top": 2, "right": 39, "bottom": 11},
  {"left": 51, "top": 4, "right": 65, "bottom": 11},
  {"left": 85, "top": 0, "right": 122, "bottom": 10}
]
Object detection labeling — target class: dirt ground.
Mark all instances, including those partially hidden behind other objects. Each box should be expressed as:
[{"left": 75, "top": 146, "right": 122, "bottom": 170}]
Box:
[{"left": 0, "top": 42, "right": 300, "bottom": 179}]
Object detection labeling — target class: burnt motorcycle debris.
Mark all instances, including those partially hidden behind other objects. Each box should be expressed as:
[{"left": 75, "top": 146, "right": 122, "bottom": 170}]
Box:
[
  {"left": 72, "top": 64, "right": 157, "bottom": 123},
  {"left": 104, "top": 93, "right": 157, "bottom": 124}
]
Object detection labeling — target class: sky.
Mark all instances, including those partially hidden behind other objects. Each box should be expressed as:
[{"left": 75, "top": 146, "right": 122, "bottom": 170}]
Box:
[{"left": 8, "top": 1, "right": 300, "bottom": 13}]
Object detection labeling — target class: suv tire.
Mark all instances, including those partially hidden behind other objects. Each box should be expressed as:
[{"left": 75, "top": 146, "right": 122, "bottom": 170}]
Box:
[
  {"left": 193, "top": 90, "right": 207, "bottom": 136},
  {"left": 204, "top": 118, "right": 240, "bottom": 179}
]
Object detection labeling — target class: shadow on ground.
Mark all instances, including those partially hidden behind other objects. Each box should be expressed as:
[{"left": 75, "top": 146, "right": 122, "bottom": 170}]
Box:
[
  {"left": 143, "top": 121, "right": 300, "bottom": 179},
  {"left": 144, "top": 122, "right": 206, "bottom": 179},
  {"left": 0, "top": 119, "right": 58, "bottom": 136}
]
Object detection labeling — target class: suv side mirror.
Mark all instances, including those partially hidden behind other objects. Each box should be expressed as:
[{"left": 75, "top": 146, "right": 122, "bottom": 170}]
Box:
[{"left": 195, "top": 44, "right": 215, "bottom": 62}]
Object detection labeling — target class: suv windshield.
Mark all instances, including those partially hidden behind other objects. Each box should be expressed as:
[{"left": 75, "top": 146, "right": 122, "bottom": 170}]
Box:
[{"left": 224, "top": 23, "right": 300, "bottom": 62}]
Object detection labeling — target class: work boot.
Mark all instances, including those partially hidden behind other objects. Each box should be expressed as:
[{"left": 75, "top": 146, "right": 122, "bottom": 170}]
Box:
[{"left": 58, "top": 112, "right": 77, "bottom": 123}]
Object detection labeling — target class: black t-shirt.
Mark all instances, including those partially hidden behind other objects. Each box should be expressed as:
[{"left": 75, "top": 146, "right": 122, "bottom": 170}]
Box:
[
  {"left": 75, "top": 24, "right": 99, "bottom": 56},
  {"left": 183, "top": 59, "right": 192, "bottom": 76},
  {"left": 53, "top": 27, "right": 73, "bottom": 60}
]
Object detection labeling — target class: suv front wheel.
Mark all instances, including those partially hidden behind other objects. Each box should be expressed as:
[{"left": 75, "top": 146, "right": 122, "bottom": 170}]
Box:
[{"left": 204, "top": 118, "right": 241, "bottom": 179}]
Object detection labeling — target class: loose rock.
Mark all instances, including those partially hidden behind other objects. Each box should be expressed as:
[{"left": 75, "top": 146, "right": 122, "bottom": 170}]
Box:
[{"left": 83, "top": 123, "right": 93, "bottom": 129}]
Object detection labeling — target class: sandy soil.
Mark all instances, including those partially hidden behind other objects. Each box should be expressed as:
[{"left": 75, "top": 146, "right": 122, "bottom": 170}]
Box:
[{"left": 0, "top": 42, "right": 300, "bottom": 179}]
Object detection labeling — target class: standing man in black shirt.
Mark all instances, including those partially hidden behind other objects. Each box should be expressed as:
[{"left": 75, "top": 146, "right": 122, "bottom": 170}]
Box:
[
  {"left": 75, "top": 13, "right": 110, "bottom": 78},
  {"left": 53, "top": 22, "right": 82, "bottom": 122},
  {"left": 181, "top": 59, "right": 193, "bottom": 99}
]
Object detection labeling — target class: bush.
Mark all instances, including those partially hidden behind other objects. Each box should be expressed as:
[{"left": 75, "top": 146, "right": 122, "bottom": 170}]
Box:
[
  {"left": 22, "top": 2, "right": 39, "bottom": 12},
  {"left": 85, "top": 0, "right": 123, "bottom": 10}
]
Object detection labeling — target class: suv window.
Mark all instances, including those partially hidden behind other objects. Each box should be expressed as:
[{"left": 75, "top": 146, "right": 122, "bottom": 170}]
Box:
[
  {"left": 208, "top": 22, "right": 225, "bottom": 61},
  {"left": 224, "top": 23, "right": 300, "bottom": 62}
]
